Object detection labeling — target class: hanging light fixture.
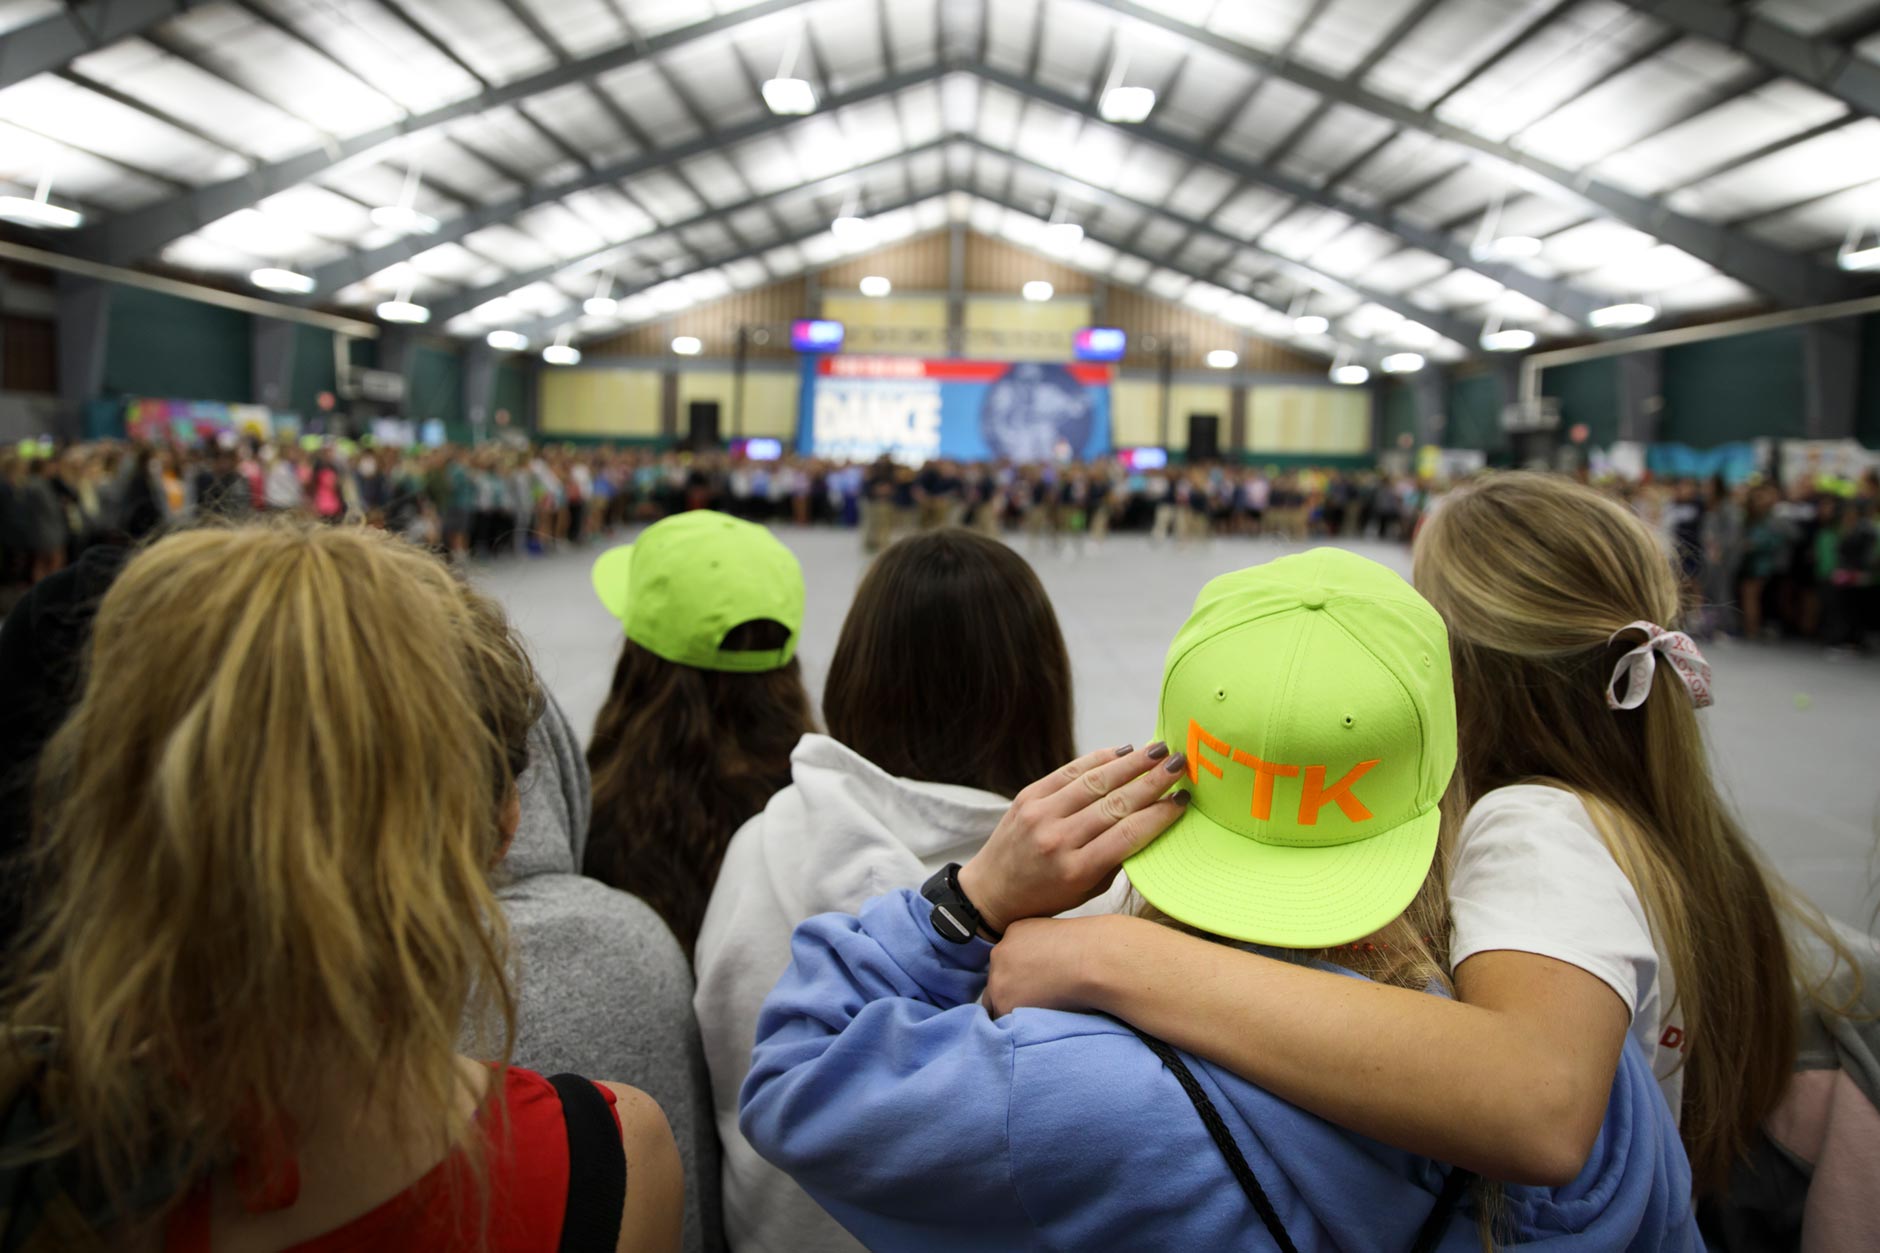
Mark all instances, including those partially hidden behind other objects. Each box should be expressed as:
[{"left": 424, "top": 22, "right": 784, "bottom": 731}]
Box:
[
  {"left": 859, "top": 275, "right": 892, "bottom": 297},
  {"left": 0, "top": 169, "right": 83, "bottom": 230},
  {"left": 542, "top": 326, "right": 580, "bottom": 365},
  {"left": 1837, "top": 222, "right": 1880, "bottom": 271},
  {"left": 1329, "top": 345, "right": 1369, "bottom": 386},
  {"left": 250, "top": 267, "right": 317, "bottom": 294},
  {"left": 761, "top": 23, "right": 817, "bottom": 115},
  {"left": 376, "top": 265, "right": 429, "bottom": 324},
  {"left": 584, "top": 268, "right": 618, "bottom": 317},
  {"left": 486, "top": 329, "right": 529, "bottom": 351},
  {"left": 371, "top": 160, "right": 439, "bottom": 236},
  {"left": 1470, "top": 187, "right": 1540, "bottom": 264},
  {"left": 1381, "top": 352, "right": 1425, "bottom": 374},
  {"left": 1097, "top": 51, "right": 1154, "bottom": 123},
  {"left": 1022, "top": 280, "right": 1054, "bottom": 302},
  {"left": 1589, "top": 301, "right": 1656, "bottom": 329},
  {"left": 672, "top": 335, "right": 703, "bottom": 355},
  {"left": 1478, "top": 311, "right": 1535, "bottom": 352},
  {"left": 1205, "top": 349, "right": 1238, "bottom": 369}
]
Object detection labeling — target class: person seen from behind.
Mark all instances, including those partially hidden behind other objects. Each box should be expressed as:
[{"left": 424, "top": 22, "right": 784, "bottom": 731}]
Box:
[
  {"left": 583, "top": 510, "right": 815, "bottom": 959},
  {"left": 694, "top": 528, "right": 1076, "bottom": 1253},
  {"left": 740, "top": 549, "right": 1697, "bottom": 1249},
  {"left": 0, "top": 524, "right": 681, "bottom": 1252},
  {"left": 979, "top": 472, "right": 1854, "bottom": 1208}
]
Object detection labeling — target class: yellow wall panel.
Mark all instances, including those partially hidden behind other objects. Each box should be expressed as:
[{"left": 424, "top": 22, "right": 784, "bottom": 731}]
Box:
[
  {"left": 1164, "top": 383, "right": 1233, "bottom": 452},
  {"left": 538, "top": 368, "right": 661, "bottom": 436},
  {"left": 1247, "top": 386, "right": 1372, "bottom": 454},
  {"left": 1111, "top": 380, "right": 1160, "bottom": 449},
  {"left": 674, "top": 370, "right": 800, "bottom": 439}
]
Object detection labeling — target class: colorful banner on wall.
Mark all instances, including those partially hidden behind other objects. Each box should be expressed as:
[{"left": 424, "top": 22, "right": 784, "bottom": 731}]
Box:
[{"left": 797, "top": 357, "right": 1112, "bottom": 464}]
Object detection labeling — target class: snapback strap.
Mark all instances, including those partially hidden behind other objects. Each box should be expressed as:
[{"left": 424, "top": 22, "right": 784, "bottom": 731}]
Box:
[{"left": 547, "top": 1074, "right": 626, "bottom": 1253}]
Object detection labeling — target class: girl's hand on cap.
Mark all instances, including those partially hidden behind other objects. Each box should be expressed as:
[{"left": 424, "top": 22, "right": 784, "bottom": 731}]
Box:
[{"left": 956, "top": 743, "right": 1189, "bottom": 937}]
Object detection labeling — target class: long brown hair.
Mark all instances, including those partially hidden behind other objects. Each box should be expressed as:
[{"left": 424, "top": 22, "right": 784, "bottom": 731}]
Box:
[
  {"left": 5, "top": 523, "right": 539, "bottom": 1224},
  {"left": 585, "top": 622, "right": 814, "bottom": 959},
  {"left": 823, "top": 529, "right": 1074, "bottom": 797},
  {"left": 1415, "top": 471, "right": 1843, "bottom": 1194}
]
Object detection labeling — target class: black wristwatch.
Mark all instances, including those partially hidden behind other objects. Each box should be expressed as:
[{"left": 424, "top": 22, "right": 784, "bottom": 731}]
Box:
[{"left": 920, "top": 862, "right": 1001, "bottom": 944}]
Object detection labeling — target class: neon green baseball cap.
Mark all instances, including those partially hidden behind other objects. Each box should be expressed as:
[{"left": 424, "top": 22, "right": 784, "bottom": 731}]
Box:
[
  {"left": 590, "top": 510, "right": 804, "bottom": 673},
  {"left": 1126, "top": 548, "right": 1457, "bottom": 948}
]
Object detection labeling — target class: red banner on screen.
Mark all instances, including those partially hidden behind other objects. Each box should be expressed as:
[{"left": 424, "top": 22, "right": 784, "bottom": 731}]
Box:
[{"left": 818, "top": 356, "right": 1113, "bottom": 386}]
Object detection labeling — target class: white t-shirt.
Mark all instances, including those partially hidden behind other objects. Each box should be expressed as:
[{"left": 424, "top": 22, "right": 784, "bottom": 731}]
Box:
[{"left": 1449, "top": 784, "right": 1685, "bottom": 1121}]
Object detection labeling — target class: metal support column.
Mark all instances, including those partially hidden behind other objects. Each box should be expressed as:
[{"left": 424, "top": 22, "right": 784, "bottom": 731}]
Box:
[
  {"left": 946, "top": 221, "right": 966, "bottom": 358},
  {"left": 1802, "top": 318, "right": 1860, "bottom": 440},
  {"left": 54, "top": 273, "right": 109, "bottom": 441},
  {"left": 464, "top": 343, "right": 497, "bottom": 444},
  {"left": 251, "top": 318, "right": 295, "bottom": 411}
]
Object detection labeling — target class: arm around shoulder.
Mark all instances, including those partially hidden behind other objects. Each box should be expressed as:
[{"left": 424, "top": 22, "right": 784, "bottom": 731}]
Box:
[{"left": 596, "top": 1081, "right": 684, "bottom": 1253}]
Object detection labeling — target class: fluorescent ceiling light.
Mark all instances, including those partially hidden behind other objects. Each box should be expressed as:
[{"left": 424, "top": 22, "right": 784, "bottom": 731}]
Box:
[
  {"left": 1099, "top": 85, "right": 1155, "bottom": 123},
  {"left": 672, "top": 335, "right": 702, "bottom": 355},
  {"left": 250, "top": 267, "right": 316, "bottom": 294},
  {"left": 1589, "top": 302, "right": 1655, "bottom": 329},
  {"left": 1022, "top": 280, "right": 1054, "bottom": 302},
  {"left": 583, "top": 295, "right": 618, "bottom": 317},
  {"left": 376, "top": 299, "right": 429, "bottom": 324},
  {"left": 1480, "top": 235, "right": 1543, "bottom": 260},
  {"left": 1381, "top": 352, "right": 1425, "bottom": 374},
  {"left": 831, "top": 214, "right": 871, "bottom": 244},
  {"left": 859, "top": 275, "right": 892, "bottom": 297},
  {"left": 1480, "top": 327, "right": 1537, "bottom": 352},
  {"left": 761, "top": 77, "right": 817, "bottom": 115},
  {"left": 369, "top": 205, "right": 439, "bottom": 235},
  {"left": 1293, "top": 314, "right": 1330, "bottom": 336},
  {"left": 0, "top": 196, "right": 82, "bottom": 230},
  {"left": 1837, "top": 244, "right": 1880, "bottom": 272},
  {"left": 486, "top": 330, "right": 529, "bottom": 351},
  {"left": 542, "top": 344, "right": 581, "bottom": 366},
  {"left": 1205, "top": 349, "right": 1238, "bottom": 369},
  {"left": 1330, "top": 364, "right": 1370, "bottom": 386},
  {"left": 1044, "top": 222, "right": 1084, "bottom": 252}
]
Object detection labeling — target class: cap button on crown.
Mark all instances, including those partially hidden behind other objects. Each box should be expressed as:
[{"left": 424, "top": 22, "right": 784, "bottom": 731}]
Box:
[{"left": 1299, "top": 589, "right": 1326, "bottom": 610}]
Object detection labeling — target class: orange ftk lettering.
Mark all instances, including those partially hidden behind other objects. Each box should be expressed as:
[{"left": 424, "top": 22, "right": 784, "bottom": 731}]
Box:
[{"left": 1187, "top": 718, "right": 1380, "bottom": 825}]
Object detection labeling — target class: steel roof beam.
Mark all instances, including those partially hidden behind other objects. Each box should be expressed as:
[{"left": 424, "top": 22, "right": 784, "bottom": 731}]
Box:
[
  {"left": 1080, "top": 0, "right": 1859, "bottom": 306},
  {"left": 973, "top": 61, "right": 1606, "bottom": 323},
  {"left": 60, "top": 0, "right": 808, "bottom": 267},
  {"left": 1625, "top": 0, "right": 1880, "bottom": 118},
  {"left": 959, "top": 137, "right": 1482, "bottom": 347},
  {"left": 298, "top": 63, "right": 948, "bottom": 295},
  {"left": 0, "top": 0, "right": 202, "bottom": 90},
  {"left": 430, "top": 140, "right": 949, "bottom": 325},
  {"left": 502, "top": 186, "right": 945, "bottom": 345}
]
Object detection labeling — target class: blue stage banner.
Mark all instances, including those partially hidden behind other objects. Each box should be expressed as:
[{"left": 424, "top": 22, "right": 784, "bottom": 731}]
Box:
[{"left": 797, "top": 356, "right": 1113, "bottom": 464}]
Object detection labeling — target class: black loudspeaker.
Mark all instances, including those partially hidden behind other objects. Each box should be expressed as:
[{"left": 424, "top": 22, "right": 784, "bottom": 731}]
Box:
[
  {"left": 1187, "top": 413, "right": 1221, "bottom": 462},
  {"left": 687, "top": 401, "right": 722, "bottom": 450}
]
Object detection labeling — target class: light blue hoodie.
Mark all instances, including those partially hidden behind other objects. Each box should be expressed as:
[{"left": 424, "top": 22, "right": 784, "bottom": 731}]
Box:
[{"left": 741, "top": 890, "right": 1701, "bottom": 1252}]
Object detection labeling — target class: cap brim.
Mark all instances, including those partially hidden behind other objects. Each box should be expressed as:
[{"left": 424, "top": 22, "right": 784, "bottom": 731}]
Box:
[
  {"left": 591, "top": 545, "right": 634, "bottom": 623},
  {"left": 1124, "top": 802, "right": 1441, "bottom": 949}
]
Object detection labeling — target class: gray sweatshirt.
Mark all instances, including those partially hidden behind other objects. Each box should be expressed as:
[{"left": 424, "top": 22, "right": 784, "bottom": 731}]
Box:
[{"left": 496, "top": 694, "right": 724, "bottom": 1253}]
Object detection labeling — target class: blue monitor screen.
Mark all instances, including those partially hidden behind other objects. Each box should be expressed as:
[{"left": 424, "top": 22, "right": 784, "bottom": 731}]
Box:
[
  {"left": 1120, "top": 446, "right": 1168, "bottom": 470},
  {"left": 791, "top": 319, "right": 845, "bottom": 353},
  {"left": 1072, "top": 326, "right": 1127, "bottom": 362},
  {"left": 735, "top": 437, "right": 783, "bottom": 461}
]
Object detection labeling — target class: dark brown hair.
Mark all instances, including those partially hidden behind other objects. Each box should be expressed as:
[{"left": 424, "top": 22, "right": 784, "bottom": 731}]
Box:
[
  {"left": 823, "top": 529, "right": 1073, "bottom": 798},
  {"left": 584, "top": 621, "right": 814, "bottom": 960}
]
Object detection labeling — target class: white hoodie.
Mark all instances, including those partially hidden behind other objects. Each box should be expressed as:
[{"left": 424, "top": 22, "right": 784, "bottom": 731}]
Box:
[{"left": 697, "top": 734, "right": 1109, "bottom": 1253}]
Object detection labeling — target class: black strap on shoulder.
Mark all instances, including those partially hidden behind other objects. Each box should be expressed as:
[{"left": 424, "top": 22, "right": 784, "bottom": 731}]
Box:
[
  {"left": 547, "top": 1073, "right": 626, "bottom": 1253},
  {"left": 1128, "top": 1027, "right": 1300, "bottom": 1253},
  {"left": 1410, "top": 1159, "right": 1477, "bottom": 1253},
  {"left": 1129, "top": 1027, "right": 1475, "bottom": 1252}
]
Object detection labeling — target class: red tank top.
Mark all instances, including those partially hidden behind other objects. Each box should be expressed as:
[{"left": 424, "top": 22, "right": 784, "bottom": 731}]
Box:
[{"left": 165, "top": 1067, "right": 618, "bottom": 1252}]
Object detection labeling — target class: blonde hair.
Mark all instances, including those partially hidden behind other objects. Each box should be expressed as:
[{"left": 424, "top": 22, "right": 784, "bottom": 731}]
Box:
[
  {"left": 6, "top": 522, "right": 540, "bottom": 1222},
  {"left": 1414, "top": 471, "right": 1845, "bottom": 1195}
]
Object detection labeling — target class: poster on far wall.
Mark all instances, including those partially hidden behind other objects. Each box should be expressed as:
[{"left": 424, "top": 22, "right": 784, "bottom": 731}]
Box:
[
  {"left": 1778, "top": 439, "right": 1880, "bottom": 489},
  {"left": 797, "top": 357, "right": 1112, "bottom": 464}
]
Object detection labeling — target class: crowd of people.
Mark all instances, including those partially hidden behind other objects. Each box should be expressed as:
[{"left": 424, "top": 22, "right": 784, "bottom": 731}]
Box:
[
  {"left": 5, "top": 435, "right": 1877, "bottom": 655},
  {"left": 0, "top": 446, "right": 1876, "bottom": 1250}
]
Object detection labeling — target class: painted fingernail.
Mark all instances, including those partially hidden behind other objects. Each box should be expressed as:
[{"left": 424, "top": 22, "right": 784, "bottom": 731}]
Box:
[
  {"left": 1163, "top": 752, "right": 1188, "bottom": 775},
  {"left": 1146, "top": 742, "right": 1170, "bottom": 761},
  {"left": 1171, "top": 790, "right": 1192, "bottom": 807},
  {"left": 1114, "top": 744, "right": 1134, "bottom": 757}
]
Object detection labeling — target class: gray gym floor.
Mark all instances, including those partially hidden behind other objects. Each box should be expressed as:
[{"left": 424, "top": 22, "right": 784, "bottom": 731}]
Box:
[{"left": 479, "top": 528, "right": 1880, "bottom": 931}]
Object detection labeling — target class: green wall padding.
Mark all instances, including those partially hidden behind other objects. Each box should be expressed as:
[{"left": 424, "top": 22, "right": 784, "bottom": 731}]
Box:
[
  {"left": 408, "top": 343, "right": 467, "bottom": 442},
  {"left": 1446, "top": 374, "right": 1506, "bottom": 452},
  {"left": 347, "top": 337, "right": 377, "bottom": 369},
  {"left": 1382, "top": 381, "right": 1416, "bottom": 448},
  {"left": 289, "top": 325, "right": 337, "bottom": 419},
  {"left": 493, "top": 361, "right": 531, "bottom": 431},
  {"left": 1541, "top": 358, "right": 1619, "bottom": 449},
  {"left": 1858, "top": 313, "right": 1880, "bottom": 450},
  {"left": 102, "top": 287, "right": 251, "bottom": 402},
  {"left": 1659, "top": 326, "right": 1806, "bottom": 447}
]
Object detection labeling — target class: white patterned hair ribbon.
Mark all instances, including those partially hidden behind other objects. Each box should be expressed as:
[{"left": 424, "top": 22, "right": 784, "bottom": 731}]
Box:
[{"left": 1606, "top": 621, "right": 1714, "bottom": 711}]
